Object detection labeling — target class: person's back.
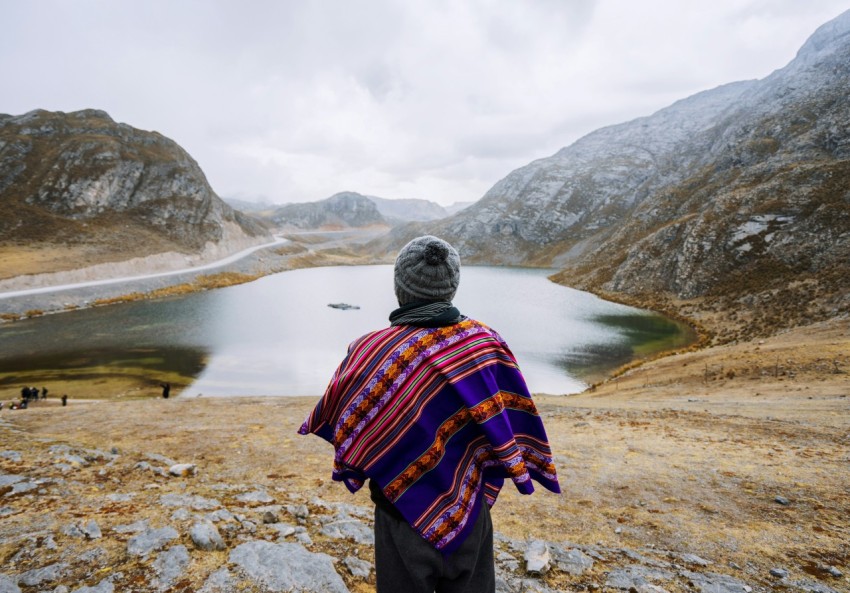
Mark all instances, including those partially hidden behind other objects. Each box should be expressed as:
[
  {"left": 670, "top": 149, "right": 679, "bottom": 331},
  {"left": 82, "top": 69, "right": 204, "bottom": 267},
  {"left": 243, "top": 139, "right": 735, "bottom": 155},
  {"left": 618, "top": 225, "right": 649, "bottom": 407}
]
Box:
[{"left": 300, "top": 236, "right": 560, "bottom": 593}]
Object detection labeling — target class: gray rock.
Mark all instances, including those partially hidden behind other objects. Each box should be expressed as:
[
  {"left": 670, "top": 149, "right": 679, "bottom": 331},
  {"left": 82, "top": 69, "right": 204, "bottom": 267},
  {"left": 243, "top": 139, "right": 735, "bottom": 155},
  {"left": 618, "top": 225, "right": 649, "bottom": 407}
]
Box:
[
  {"left": 62, "top": 523, "right": 86, "bottom": 538},
  {"left": 270, "top": 523, "right": 298, "bottom": 538},
  {"left": 295, "top": 532, "right": 313, "bottom": 546},
  {"left": 7, "top": 480, "right": 37, "bottom": 495},
  {"left": 207, "top": 509, "right": 236, "bottom": 523},
  {"left": 320, "top": 519, "right": 374, "bottom": 545},
  {"left": 770, "top": 567, "right": 789, "bottom": 579},
  {"left": 18, "top": 563, "right": 68, "bottom": 587},
  {"left": 0, "top": 451, "right": 21, "bottom": 462},
  {"left": 82, "top": 519, "right": 102, "bottom": 539},
  {"left": 679, "top": 553, "right": 711, "bottom": 566},
  {"left": 169, "top": 463, "right": 196, "bottom": 477},
  {"left": 60, "top": 454, "right": 89, "bottom": 468},
  {"left": 262, "top": 511, "right": 279, "bottom": 524},
  {"left": 515, "top": 578, "right": 561, "bottom": 593},
  {"left": 79, "top": 548, "right": 107, "bottom": 563},
  {"left": 229, "top": 541, "right": 348, "bottom": 593},
  {"left": 775, "top": 496, "right": 791, "bottom": 505},
  {"left": 680, "top": 570, "right": 752, "bottom": 593},
  {"left": 236, "top": 490, "right": 274, "bottom": 504},
  {"left": 606, "top": 565, "right": 674, "bottom": 590},
  {"left": 0, "top": 507, "right": 16, "bottom": 518},
  {"left": 146, "top": 453, "right": 178, "bottom": 466},
  {"left": 171, "top": 508, "right": 192, "bottom": 521},
  {"left": 523, "top": 540, "right": 551, "bottom": 575},
  {"left": 344, "top": 556, "right": 372, "bottom": 578},
  {"left": 160, "top": 493, "right": 220, "bottom": 510},
  {"left": 191, "top": 520, "right": 226, "bottom": 551},
  {"left": 127, "top": 527, "right": 179, "bottom": 556},
  {"left": 287, "top": 503, "right": 310, "bottom": 520},
  {"left": 824, "top": 566, "right": 843, "bottom": 578},
  {"left": 241, "top": 519, "right": 257, "bottom": 533},
  {"left": 789, "top": 579, "right": 844, "bottom": 593},
  {"left": 549, "top": 545, "right": 594, "bottom": 575},
  {"left": 113, "top": 519, "right": 149, "bottom": 534},
  {"left": 199, "top": 568, "right": 237, "bottom": 593},
  {"left": 153, "top": 545, "right": 190, "bottom": 591}
]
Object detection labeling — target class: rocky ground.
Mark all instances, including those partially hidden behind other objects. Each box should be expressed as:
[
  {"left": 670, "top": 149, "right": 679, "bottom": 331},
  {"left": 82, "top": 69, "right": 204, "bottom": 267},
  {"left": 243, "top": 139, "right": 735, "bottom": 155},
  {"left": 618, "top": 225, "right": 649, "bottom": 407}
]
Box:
[{"left": 1, "top": 316, "right": 848, "bottom": 593}]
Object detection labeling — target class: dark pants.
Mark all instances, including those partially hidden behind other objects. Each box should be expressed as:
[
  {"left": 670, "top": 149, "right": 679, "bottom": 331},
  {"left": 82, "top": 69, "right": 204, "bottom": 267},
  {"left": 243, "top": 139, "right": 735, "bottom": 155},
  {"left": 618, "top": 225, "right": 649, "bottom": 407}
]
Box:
[{"left": 374, "top": 503, "right": 495, "bottom": 593}]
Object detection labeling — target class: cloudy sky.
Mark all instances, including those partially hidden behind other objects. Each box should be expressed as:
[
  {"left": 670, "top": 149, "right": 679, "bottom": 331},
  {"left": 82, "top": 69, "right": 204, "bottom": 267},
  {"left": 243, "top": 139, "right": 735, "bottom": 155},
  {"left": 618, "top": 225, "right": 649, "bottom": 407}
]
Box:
[{"left": 2, "top": 1, "right": 848, "bottom": 206}]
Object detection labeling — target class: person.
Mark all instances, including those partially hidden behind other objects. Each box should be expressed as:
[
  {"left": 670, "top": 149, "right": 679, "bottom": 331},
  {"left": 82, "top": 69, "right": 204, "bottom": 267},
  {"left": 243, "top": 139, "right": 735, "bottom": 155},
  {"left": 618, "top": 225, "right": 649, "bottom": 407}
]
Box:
[
  {"left": 42, "top": 386, "right": 48, "bottom": 400},
  {"left": 299, "top": 235, "right": 560, "bottom": 593},
  {"left": 61, "top": 394, "right": 68, "bottom": 407},
  {"left": 160, "top": 382, "right": 171, "bottom": 399}
]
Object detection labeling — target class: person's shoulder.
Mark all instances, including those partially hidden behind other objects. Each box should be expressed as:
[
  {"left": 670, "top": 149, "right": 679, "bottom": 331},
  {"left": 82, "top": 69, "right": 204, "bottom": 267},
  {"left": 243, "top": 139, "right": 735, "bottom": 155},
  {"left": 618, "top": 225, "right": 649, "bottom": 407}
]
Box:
[
  {"left": 461, "top": 317, "right": 496, "bottom": 334},
  {"left": 347, "top": 325, "right": 410, "bottom": 351}
]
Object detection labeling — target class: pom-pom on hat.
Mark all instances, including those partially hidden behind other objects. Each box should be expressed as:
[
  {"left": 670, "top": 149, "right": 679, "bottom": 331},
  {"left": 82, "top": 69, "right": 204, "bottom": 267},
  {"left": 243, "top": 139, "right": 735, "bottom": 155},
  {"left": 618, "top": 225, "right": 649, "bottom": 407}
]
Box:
[{"left": 394, "top": 235, "right": 461, "bottom": 305}]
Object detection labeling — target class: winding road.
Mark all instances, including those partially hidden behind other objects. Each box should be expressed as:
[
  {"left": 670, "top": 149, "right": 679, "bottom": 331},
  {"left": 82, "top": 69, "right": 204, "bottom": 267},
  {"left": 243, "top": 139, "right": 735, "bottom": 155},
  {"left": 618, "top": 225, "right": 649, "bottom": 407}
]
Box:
[{"left": 0, "top": 236, "right": 289, "bottom": 300}]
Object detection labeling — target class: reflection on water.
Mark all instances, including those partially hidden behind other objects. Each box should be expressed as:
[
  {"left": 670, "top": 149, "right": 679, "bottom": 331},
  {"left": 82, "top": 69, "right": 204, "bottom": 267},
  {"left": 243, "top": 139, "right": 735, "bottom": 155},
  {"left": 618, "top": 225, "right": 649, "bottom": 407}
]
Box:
[{"left": 0, "top": 266, "right": 694, "bottom": 397}]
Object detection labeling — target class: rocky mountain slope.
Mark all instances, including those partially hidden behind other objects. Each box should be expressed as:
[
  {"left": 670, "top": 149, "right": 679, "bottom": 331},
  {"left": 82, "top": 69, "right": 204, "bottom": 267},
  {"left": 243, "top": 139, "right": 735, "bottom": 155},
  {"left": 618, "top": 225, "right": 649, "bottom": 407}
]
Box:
[
  {"left": 368, "top": 195, "right": 450, "bottom": 223},
  {"left": 269, "top": 191, "right": 387, "bottom": 230},
  {"left": 375, "top": 10, "right": 850, "bottom": 341},
  {"left": 0, "top": 109, "right": 269, "bottom": 278},
  {"left": 260, "top": 192, "right": 455, "bottom": 230}
]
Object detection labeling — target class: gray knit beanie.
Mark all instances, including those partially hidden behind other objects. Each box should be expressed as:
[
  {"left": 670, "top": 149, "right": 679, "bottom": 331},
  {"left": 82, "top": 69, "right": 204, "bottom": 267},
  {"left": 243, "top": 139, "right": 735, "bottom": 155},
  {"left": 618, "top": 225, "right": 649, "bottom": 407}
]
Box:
[{"left": 394, "top": 235, "right": 461, "bottom": 305}]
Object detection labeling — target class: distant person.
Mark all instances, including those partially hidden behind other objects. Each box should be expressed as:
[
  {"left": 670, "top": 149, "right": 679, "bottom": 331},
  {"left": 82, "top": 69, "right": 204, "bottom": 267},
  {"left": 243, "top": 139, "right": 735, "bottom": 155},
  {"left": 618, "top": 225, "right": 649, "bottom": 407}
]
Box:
[
  {"left": 299, "top": 235, "right": 560, "bottom": 593},
  {"left": 21, "top": 386, "right": 30, "bottom": 401},
  {"left": 42, "top": 387, "right": 48, "bottom": 399},
  {"left": 30, "top": 387, "right": 39, "bottom": 401},
  {"left": 160, "top": 382, "right": 171, "bottom": 399},
  {"left": 61, "top": 394, "right": 68, "bottom": 407}
]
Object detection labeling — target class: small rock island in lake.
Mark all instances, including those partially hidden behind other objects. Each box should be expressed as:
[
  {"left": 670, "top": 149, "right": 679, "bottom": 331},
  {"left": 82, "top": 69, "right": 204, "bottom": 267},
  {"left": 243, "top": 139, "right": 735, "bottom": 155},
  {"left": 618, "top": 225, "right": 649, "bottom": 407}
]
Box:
[{"left": 327, "top": 303, "right": 360, "bottom": 310}]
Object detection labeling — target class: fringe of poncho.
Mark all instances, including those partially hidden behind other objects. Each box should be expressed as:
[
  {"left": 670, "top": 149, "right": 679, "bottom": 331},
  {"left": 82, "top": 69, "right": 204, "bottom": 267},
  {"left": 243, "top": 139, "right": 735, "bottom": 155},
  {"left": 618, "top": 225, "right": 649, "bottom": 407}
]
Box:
[{"left": 299, "top": 318, "right": 560, "bottom": 553}]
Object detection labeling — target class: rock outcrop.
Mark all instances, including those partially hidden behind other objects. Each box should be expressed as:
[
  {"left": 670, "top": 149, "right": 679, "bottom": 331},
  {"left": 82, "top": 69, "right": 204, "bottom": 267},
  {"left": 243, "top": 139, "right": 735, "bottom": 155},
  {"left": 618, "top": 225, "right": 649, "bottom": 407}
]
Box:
[{"left": 0, "top": 109, "right": 270, "bottom": 273}]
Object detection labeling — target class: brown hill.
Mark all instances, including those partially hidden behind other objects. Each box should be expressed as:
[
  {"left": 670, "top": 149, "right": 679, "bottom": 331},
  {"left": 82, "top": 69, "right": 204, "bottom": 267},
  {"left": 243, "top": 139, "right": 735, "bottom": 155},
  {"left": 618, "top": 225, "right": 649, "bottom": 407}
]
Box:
[{"left": 0, "top": 109, "right": 269, "bottom": 279}]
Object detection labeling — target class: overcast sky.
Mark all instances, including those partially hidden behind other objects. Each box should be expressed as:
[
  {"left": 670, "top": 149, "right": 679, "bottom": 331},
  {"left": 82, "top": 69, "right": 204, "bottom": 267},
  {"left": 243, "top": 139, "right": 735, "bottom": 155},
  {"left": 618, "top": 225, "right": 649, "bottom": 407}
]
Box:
[{"left": 2, "top": 1, "right": 848, "bottom": 206}]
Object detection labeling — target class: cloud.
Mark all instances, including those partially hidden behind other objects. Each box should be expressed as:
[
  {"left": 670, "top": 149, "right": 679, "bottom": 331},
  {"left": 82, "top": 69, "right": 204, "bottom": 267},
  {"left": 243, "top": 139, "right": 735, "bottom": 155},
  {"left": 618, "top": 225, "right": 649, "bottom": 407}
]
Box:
[{"left": 1, "top": 0, "right": 847, "bottom": 205}]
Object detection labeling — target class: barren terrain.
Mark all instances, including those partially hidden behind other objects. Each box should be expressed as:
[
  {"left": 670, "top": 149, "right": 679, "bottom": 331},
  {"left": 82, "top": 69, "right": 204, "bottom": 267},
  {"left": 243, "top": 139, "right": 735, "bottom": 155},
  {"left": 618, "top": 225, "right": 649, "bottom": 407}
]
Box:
[{"left": 1, "top": 317, "right": 847, "bottom": 592}]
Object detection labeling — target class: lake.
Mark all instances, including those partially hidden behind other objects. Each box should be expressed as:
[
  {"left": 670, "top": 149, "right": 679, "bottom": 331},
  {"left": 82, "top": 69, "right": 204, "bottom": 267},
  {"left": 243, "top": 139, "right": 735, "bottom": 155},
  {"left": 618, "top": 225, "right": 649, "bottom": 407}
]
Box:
[{"left": 0, "top": 265, "right": 693, "bottom": 397}]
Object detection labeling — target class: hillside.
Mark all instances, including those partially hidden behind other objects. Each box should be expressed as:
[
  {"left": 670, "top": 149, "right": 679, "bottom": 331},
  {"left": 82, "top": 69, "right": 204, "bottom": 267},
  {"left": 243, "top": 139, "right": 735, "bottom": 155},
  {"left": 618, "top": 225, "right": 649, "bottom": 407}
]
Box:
[
  {"left": 371, "top": 10, "right": 850, "bottom": 343},
  {"left": 268, "top": 192, "right": 387, "bottom": 231},
  {"left": 0, "top": 109, "right": 269, "bottom": 279}
]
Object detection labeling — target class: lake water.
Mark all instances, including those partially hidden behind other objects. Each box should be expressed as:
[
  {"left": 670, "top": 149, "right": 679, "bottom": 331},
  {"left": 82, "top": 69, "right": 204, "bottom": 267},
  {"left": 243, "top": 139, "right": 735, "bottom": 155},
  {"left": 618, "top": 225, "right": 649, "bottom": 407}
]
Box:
[{"left": 0, "top": 265, "right": 692, "bottom": 396}]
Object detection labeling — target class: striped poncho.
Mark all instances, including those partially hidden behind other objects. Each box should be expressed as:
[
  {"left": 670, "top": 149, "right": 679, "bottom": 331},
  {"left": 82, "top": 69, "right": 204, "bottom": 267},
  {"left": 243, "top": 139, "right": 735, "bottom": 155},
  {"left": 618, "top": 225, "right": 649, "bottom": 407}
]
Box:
[{"left": 298, "top": 318, "right": 560, "bottom": 553}]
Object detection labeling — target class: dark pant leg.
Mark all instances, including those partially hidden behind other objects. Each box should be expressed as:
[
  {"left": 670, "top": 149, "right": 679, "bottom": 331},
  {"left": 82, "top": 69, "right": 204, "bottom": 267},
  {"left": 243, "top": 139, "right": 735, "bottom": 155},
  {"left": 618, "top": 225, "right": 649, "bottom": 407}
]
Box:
[
  {"left": 437, "top": 504, "right": 495, "bottom": 593},
  {"left": 374, "top": 504, "right": 495, "bottom": 593},
  {"left": 375, "top": 505, "right": 442, "bottom": 593}
]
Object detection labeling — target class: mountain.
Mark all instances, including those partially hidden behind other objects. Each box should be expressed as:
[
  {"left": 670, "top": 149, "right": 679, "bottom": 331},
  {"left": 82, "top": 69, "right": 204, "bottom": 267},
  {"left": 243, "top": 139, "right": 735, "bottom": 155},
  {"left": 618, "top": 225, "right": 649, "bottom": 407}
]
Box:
[
  {"left": 368, "top": 196, "right": 450, "bottom": 222},
  {"left": 257, "top": 193, "right": 454, "bottom": 229},
  {"left": 374, "top": 10, "right": 850, "bottom": 340},
  {"left": 0, "top": 109, "right": 269, "bottom": 276},
  {"left": 269, "top": 191, "right": 387, "bottom": 230}
]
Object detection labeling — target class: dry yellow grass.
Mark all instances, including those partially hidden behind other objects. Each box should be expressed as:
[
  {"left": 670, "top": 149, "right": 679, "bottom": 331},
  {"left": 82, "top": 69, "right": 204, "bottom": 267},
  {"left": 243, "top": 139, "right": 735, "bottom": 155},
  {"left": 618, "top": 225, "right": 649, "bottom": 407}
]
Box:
[{"left": 3, "top": 317, "right": 847, "bottom": 591}]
